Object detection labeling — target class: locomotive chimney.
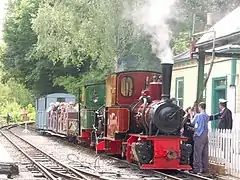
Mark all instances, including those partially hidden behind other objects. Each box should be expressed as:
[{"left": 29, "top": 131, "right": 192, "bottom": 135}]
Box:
[{"left": 161, "top": 63, "right": 173, "bottom": 100}]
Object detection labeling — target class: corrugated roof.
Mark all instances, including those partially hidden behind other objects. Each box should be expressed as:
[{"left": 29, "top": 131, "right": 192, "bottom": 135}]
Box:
[
  {"left": 174, "top": 7, "right": 240, "bottom": 61},
  {"left": 198, "top": 6, "right": 240, "bottom": 44}
]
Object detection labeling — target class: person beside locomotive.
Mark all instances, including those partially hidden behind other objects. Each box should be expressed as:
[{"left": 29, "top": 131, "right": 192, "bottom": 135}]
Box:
[
  {"left": 182, "top": 106, "right": 194, "bottom": 167},
  {"left": 189, "top": 102, "right": 209, "bottom": 175},
  {"left": 209, "top": 99, "right": 233, "bottom": 130}
]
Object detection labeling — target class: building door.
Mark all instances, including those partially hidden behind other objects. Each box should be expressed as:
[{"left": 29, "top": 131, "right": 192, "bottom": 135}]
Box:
[{"left": 211, "top": 77, "right": 227, "bottom": 129}]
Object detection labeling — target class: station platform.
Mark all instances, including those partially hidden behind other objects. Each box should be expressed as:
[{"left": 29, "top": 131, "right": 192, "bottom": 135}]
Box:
[{"left": 0, "top": 143, "right": 19, "bottom": 178}]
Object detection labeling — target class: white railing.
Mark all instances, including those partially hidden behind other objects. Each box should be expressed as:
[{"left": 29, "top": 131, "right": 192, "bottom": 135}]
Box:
[{"left": 209, "top": 129, "right": 240, "bottom": 177}]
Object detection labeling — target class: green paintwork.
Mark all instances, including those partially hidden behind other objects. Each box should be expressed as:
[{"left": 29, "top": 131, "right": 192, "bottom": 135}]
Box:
[
  {"left": 175, "top": 77, "right": 184, "bottom": 107},
  {"left": 203, "top": 73, "right": 207, "bottom": 103},
  {"left": 81, "top": 109, "right": 96, "bottom": 129},
  {"left": 211, "top": 77, "right": 227, "bottom": 129},
  {"left": 81, "top": 83, "right": 105, "bottom": 130},
  {"left": 196, "top": 52, "right": 205, "bottom": 106},
  {"left": 231, "top": 59, "right": 236, "bottom": 85},
  {"left": 82, "top": 83, "right": 106, "bottom": 108}
]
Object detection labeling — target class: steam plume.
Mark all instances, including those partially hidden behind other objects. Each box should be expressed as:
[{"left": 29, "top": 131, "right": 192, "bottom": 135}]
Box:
[{"left": 130, "top": 0, "right": 177, "bottom": 64}]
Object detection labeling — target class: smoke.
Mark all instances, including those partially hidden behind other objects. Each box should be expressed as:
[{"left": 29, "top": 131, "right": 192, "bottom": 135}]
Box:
[{"left": 129, "top": 0, "right": 177, "bottom": 64}]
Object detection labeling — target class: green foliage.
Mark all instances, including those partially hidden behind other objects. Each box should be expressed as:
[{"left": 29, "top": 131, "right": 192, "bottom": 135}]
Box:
[
  {"left": 0, "top": 79, "right": 35, "bottom": 122},
  {"left": 32, "top": 0, "right": 161, "bottom": 92},
  {"left": 33, "top": 0, "right": 161, "bottom": 71},
  {"left": 171, "top": 0, "right": 240, "bottom": 56},
  {"left": 1, "top": 0, "right": 240, "bottom": 97},
  {"left": 172, "top": 32, "right": 190, "bottom": 55},
  {"left": 0, "top": 102, "right": 22, "bottom": 123},
  {"left": 26, "top": 104, "right": 36, "bottom": 120},
  {"left": 0, "top": 78, "right": 32, "bottom": 106},
  {"left": 2, "top": 0, "right": 80, "bottom": 96},
  {"left": 0, "top": 42, "right": 35, "bottom": 122}
]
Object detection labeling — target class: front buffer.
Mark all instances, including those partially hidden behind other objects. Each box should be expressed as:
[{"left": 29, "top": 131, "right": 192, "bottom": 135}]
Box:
[{"left": 126, "top": 134, "right": 192, "bottom": 170}]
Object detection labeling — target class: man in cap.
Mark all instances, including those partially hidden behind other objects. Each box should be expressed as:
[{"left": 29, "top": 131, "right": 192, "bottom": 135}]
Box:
[
  {"left": 189, "top": 102, "right": 209, "bottom": 174},
  {"left": 209, "top": 99, "right": 233, "bottom": 130}
]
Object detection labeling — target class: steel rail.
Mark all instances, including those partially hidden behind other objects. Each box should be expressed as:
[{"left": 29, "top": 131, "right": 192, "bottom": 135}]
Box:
[
  {"left": 44, "top": 166, "right": 84, "bottom": 180},
  {"left": 0, "top": 130, "right": 57, "bottom": 180},
  {"left": 55, "top": 136, "right": 204, "bottom": 180},
  {"left": 11, "top": 125, "right": 215, "bottom": 180},
  {"left": 110, "top": 156, "right": 215, "bottom": 180},
  {"left": 106, "top": 156, "right": 187, "bottom": 180},
  {"left": 180, "top": 171, "right": 215, "bottom": 180},
  {"left": 7, "top": 130, "right": 90, "bottom": 180}
]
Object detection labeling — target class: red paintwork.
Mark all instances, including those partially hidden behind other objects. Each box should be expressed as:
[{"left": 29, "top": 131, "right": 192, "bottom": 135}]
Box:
[
  {"left": 126, "top": 134, "right": 192, "bottom": 170},
  {"left": 77, "top": 129, "right": 92, "bottom": 145},
  {"left": 96, "top": 141, "right": 105, "bottom": 151},
  {"left": 126, "top": 136, "right": 138, "bottom": 162},
  {"left": 134, "top": 100, "right": 159, "bottom": 128},
  {"left": 117, "top": 72, "right": 161, "bottom": 105},
  {"left": 107, "top": 108, "right": 130, "bottom": 137},
  {"left": 96, "top": 137, "right": 123, "bottom": 154},
  {"left": 149, "top": 82, "right": 162, "bottom": 101},
  {"left": 97, "top": 107, "right": 130, "bottom": 155}
]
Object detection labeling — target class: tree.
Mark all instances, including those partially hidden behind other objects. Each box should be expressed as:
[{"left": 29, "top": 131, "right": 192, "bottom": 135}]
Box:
[
  {"left": 169, "top": 0, "right": 240, "bottom": 55},
  {"left": 2, "top": 0, "right": 240, "bottom": 96},
  {"left": 33, "top": 0, "right": 161, "bottom": 73},
  {"left": 2, "top": 0, "right": 80, "bottom": 96}
]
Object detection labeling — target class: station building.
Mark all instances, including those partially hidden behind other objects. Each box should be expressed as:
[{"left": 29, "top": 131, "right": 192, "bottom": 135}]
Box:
[{"left": 171, "top": 7, "right": 240, "bottom": 129}]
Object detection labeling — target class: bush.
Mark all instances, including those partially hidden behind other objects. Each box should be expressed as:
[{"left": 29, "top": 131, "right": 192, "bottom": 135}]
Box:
[
  {"left": 0, "top": 102, "right": 22, "bottom": 122},
  {"left": 26, "top": 104, "right": 36, "bottom": 121}
]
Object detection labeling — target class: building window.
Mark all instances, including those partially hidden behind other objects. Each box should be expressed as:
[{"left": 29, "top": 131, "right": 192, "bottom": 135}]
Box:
[
  {"left": 215, "top": 78, "right": 227, "bottom": 86},
  {"left": 175, "top": 77, "right": 184, "bottom": 108},
  {"left": 120, "top": 76, "right": 133, "bottom": 97}
]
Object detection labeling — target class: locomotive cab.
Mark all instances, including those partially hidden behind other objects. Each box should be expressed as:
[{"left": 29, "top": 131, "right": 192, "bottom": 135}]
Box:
[{"left": 78, "top": 82, "right": 106, "bottom": 146}]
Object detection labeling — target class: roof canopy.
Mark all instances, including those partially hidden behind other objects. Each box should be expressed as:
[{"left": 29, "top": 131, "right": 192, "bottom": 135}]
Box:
[
  {"left": 174, "top": 6, "right": 240, "bottom": 61},
  {"left": 197, "top": 6, "right": 240, "bottom": 44}
]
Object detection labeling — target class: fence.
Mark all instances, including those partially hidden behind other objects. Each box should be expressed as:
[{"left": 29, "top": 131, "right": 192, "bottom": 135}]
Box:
[{"left": 209, "top": 129, "right": 240, "bottom": 177}]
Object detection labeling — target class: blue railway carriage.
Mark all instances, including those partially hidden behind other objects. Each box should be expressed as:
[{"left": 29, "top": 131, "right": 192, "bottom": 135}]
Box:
[{"left": 36, "top": 93, "right": 76, "bottom": 131}]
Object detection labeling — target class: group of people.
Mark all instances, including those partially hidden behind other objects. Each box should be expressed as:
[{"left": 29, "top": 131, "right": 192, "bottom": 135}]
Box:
[
  {"left": 182, "top": 99, "right": 233, "bottom": 174},
  {"left": 47, "top": 101, "right": 78, "bottom": 113}
]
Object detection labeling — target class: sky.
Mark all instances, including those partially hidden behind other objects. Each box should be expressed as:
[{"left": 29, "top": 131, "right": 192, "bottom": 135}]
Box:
[{"left": 0, "top": 0, "right": 8, "bottom": 41}]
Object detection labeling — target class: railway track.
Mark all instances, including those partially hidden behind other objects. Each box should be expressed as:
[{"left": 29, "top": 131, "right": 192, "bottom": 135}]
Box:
[
  {"left": 0, "top": 127, "right": 172, "bottom": 180},
  {"left": 1, "top": 125, "right": 216, "bottom": 180},
  {"left": 105, "top": 156, "right": 216, "bottom": 180},
  {"left": 60, "top": 137, "right": 216, "bottom": 180},
  {"left": 0, "top": 128, "right": 99, "bottom": 180}
]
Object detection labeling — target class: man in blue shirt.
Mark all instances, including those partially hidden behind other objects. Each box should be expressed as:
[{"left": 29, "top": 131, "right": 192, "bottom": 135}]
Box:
[{"left": 190, "top": 102, "right": 209, "bottom": 174}]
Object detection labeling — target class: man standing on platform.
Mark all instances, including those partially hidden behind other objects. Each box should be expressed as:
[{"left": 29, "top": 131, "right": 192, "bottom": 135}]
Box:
[
  {"left": 190, "top": 102, "right": 209, "bottom": 174},
  {"left": 209, "top": 99, "right": 233, "bottom": 130}
]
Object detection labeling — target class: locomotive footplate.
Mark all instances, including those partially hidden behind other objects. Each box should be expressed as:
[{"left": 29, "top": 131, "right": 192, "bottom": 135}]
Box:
[{"left": 126, "top": 134, "right": 192, "bottom": 170}]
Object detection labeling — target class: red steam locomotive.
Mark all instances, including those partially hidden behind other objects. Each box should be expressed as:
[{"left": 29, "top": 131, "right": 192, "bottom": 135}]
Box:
[{"left": 95, "top": 63, "right": 192, "bottom": 170}]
